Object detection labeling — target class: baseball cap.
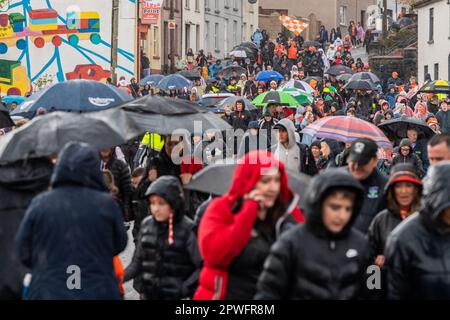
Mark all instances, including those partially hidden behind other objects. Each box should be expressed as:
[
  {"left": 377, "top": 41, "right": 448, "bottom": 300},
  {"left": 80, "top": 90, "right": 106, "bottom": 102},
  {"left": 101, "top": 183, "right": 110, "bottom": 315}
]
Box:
[{"left": 348, "top": 138, "right": 378, "bottom": 165}]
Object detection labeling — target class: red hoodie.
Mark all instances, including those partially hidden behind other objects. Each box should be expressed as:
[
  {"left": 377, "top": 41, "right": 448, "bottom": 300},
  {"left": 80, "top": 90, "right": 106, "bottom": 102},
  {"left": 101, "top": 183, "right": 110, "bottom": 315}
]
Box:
[{"left": 194, "top": 151, "right": 304, "bottom": 300}]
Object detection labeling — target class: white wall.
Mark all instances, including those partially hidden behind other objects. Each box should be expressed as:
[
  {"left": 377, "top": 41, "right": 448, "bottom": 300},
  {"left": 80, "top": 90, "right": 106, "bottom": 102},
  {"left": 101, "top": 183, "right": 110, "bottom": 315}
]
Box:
[
  {"left": 242, "top": 0, "right": 258, "bottom": 41},
  {"left": 182, "top": 0, "right": 205, "bottom": 56},
  {"left": 417, "top": 0, "right": 450, "bottom": 82},
  {"left": 2, "top": 0, "right": 136, "bottom": 95}
]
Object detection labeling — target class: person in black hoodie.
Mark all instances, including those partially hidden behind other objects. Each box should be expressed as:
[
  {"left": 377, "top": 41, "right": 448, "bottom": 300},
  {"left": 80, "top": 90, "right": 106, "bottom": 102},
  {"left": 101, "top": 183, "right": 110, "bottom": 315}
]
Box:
[
  {"left": 15, "top": 142, "right": 128, "bottom": 299},
  {"left": 255, "top": 169, "right": 372, "bottom": 300},
  {"left": 0, "top": 158, "right": 53, "bottom": 299},
  {"left": 385, "top": 161, "right": 450, "bottom": 299},
  {"left": 124, "top": 176, "right": 202, "bottom": 300},
  {"left": 368, "top": 163, "right": 423, "bottom": 269},
  {"left": 391, "top": 139, "right": 425, "bottom": 178}
]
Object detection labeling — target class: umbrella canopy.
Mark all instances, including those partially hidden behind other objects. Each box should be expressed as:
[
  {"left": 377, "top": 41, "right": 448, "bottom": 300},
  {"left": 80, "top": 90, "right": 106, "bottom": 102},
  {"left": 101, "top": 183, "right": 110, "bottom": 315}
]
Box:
[
  {"left": 303, "top": 76, "right": 323, "bottom": 84},
  {"left": 240, "top": 41, "right": 259, "bottom": 50},
  {"left": 336, "top": 74, "right": 353, "bottom": 82},
  {"left": 278, "top": 88, "right": 314, "bottom": 105},
  {"left": 217, "top": 96, "right": 257, "bottom": 111},
  {"left": 348, "top": 72, "right": 380, "bottom": 84},
  {"left": 222, "top": 66, "right": 247, "bottom": 80},
  {"left": 280, "top": 80, "right": 314, "bottom": 94},
  {"left": 418, "top": 80, "right": 450, "bottom": 94},
  {"left": 229, "top": 50, "right": 247, "bottom": 58},
  {"left": 231, "top": 45, "right": 257, "bottom": 59},
  {"left": 0, "top": 108, "right": 142, "bottom": 163},
  {"left": 326, "top": 65, "right": 355, "bottom": 76},
  {"left": 344, "top": 79, "right": 378, "bottom": 91},
  {"left": 186, "top": 162, "right": 310, "bottom": 204},
  {"left": 177, "top": 70, "right": 202, "bottom": 81},
  {"left": 138, "top": 74, "right": 165, "bottom": 86},
  {"left": 252, "top": 91, "right": 299, "bottom": 107},
  {"left": 303, "top": 40, "right": 321, "bottom": 48},
  {"left": 301, "top": 116, "right": 392, "bottom": 148},
  {"left": 256, "top": 70, "right": 284, "bottom": 83},
  {"left": 0, "top": 104, "right": 14, "bottom": 129},
  {"left": 156, "top": 74, "right": 191, "bottom": 91},
  {"left": 11, "top": 80, "right": 132, "bottom": 119},
  {"left": 378, "top": 115, "right": 435, "bottom": 142},
  {"left": 121, "top": 96, "right": 232, "bottom": 134}
]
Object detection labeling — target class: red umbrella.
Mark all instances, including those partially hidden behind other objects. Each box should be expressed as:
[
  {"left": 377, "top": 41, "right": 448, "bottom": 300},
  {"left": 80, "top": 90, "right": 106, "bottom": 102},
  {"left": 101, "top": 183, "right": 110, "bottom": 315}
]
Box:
[{"left": 301, "top": 116, "right": 392, "bottom": 149}]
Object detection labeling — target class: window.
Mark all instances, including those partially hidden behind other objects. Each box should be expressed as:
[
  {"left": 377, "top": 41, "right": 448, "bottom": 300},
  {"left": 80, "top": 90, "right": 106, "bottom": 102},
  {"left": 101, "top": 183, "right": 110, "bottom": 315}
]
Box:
[
  {"left": 340, "top": 6, "right": 347, "bottom": 25},
  {"left": 429, "top": 8, "right": 434, "bottom": 42},
  {"left": 205, "top": 0, "right": 209, "bottom": 10},
  {"left": 196, "top": 25, "right": 200, "bottom": 52},
  {"left": 153, "top": 26, "right": 159, "bottom": 57},
  {"left": 186, "top": 24, "right": 191, "bottom": 53},
  {"left": 243, "top": 22, "right": 247, "bottom": 41},
  {"left": 195, "top": 0, "right": 199, "bottom": 11},
  {"left": 215, "top": 0, "right": 219, "bottom": 11},
  {"left": 185, "top": 0, "right": 190, "bottom": 10},
  {"left": 424, "top": 65, "right": 429, "bottom": 79},
  {"left": 225, "top": 0, "right": 230, "bottom": 8},
  {"left": 434, "top": 63, "right": 439, "bottom": 80},
  {"left": 205, "top": 21, "right": 209, "bottom": 50},
  {"left": 214, "top": 23, "right": 219, "bottom": 50},
  {"left": 234, "top": 0, "right": 238, "bottom": 10},
  {"left": 224, "top": 19, "right": 228, "bottom": 52},
  {"left": 233, "top": 20, "right": 238, "bottom": 45}
]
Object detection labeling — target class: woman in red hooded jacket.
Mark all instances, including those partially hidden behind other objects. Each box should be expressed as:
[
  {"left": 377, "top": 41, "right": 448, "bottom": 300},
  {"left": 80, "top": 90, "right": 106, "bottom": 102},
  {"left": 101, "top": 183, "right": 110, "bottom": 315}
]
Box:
[{"left": 194, "top": 150, "right": 304, "bottom": 300}]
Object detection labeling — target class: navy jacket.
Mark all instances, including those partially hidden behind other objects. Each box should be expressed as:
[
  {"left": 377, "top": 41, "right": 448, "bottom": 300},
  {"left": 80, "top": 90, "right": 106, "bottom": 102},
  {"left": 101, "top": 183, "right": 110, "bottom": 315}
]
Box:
[{"left": 16, "top": 142, "right": 128, "bottom": 300}]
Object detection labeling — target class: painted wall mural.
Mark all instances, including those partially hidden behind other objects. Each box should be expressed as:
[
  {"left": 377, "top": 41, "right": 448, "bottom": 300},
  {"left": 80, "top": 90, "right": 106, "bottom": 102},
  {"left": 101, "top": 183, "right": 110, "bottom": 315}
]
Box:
[{"left": 0, "top": 0, "right": 136, "bottom": 96}]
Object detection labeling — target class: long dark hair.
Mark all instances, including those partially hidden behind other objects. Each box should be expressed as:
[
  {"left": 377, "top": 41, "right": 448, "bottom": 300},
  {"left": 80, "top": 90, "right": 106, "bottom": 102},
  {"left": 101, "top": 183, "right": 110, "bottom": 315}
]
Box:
[{"left": 386, "top": 183, "right": 421, "bottom": 216}]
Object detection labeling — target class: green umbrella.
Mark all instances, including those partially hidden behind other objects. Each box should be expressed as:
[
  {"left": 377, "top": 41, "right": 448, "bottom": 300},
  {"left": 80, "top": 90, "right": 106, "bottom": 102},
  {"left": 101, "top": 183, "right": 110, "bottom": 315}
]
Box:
[
  {"left": 278, "top": 88, "right": 314, "bottom": 105},
  {"left": 252, "top": 91, "right": 299, "bottom": 107}
]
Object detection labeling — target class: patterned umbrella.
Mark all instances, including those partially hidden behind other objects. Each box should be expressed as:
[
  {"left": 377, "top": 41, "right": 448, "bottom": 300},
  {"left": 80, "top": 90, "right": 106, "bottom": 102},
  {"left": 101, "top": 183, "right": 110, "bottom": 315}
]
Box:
[
  {"left": 278, "top": 88, "right": 314, "bottom": 105},
  {"left": 301, "top": 116, "right": 392, "bottom": 148},
  {"left": 252, "top": 91, "right": 299, "bottom": 107},
  {"left": 280, "top": 80, "right": 314, "bottom": 94}
]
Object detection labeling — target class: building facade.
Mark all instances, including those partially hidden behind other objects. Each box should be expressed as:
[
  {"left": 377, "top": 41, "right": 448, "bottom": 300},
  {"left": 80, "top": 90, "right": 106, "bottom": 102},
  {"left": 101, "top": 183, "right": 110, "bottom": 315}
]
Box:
[
  {"left": 242, "top": 0, "right": 259, "bottom": 42},
  {"left": 204, "top": 0, "right": 244, "bottom": 58},
  {"left": 258, "top": 0, "right": 376, "bottom": 40},
  {"left": 161, "top": 0, "right": 183, "bottom": 72},
  {"left": 182, "top": 0, "right": 205, "bottom": 57},
  {"left": 1, "top": 0, "right": 136, "bottom": 96},
  {"left": 415, "top": 0, "right": 450, "bottom": 82}
]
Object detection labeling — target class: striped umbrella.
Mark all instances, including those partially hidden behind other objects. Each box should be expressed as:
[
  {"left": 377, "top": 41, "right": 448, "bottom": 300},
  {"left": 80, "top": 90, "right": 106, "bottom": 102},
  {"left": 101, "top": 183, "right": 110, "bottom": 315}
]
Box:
[{"left": 301, "top": 116, "right": 392, "bottom": 149}]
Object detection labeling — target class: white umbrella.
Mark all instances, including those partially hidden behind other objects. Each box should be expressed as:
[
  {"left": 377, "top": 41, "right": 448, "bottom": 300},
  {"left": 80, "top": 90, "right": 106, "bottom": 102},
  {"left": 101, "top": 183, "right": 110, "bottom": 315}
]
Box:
[{"left": 230, "top": 50, "right": 247, "bottom": 58}]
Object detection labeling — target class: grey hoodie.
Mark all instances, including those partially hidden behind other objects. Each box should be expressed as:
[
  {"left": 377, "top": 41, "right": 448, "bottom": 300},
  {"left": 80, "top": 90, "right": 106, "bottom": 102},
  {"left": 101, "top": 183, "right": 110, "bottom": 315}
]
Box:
[{"left": 273, "top": 118, "right": 301, "bottom": 172}]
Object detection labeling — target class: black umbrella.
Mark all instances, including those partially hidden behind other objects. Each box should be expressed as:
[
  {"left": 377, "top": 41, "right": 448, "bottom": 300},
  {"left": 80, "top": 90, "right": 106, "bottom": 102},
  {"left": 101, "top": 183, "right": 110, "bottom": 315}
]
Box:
[
  {"left": 232, "top": 45, "right": 257, "bottom": 58},
  {"left": 348, "top": 72, "right": 381, "bottom": 84},
  {"left": 303, "top": 76, "right": 323, "bottom": 84},
  {"left": 344, "top": 79, "right": 378, "bottom": 91},
  {"left": 336, "top": 74, "right": 353, "bottom": 82},
  {"left": 0, "top": 108, "right": 142, "bottom": 163},
  {"left": 121, "top": 96, "right": 232, "bottom": 134},
  {"left": 222, "top": 66, "right": 247, "bottom": 80},
  {"left": 217, "top": 96, "right": 257, "bottom": 111},
  {"left": 177, "top": 70, "right": 202, "bottom": 81},
  {"left": 240, "top": 41, "right": 258, "bottom": 50},
  {"left": 326, "top": 65, "right": 355, "bottom": 76},
  {"left": 378, "top": 115, "right": 435, "bottom": 142},
  {"left": 186, "top": 162, "right": 310, "bottom": 205},
  {"left": 0, "top": 104, "right": 14, "bottom": 129},
  {"left": 303, "top": 40, "right": 321, "bottom": 48}
]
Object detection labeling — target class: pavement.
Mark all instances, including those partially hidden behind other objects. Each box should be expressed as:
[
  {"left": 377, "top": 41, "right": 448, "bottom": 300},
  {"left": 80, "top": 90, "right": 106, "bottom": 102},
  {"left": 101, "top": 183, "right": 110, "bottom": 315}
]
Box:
[{"left": 119, "top": 223, "right": 140, "bottom": 300}]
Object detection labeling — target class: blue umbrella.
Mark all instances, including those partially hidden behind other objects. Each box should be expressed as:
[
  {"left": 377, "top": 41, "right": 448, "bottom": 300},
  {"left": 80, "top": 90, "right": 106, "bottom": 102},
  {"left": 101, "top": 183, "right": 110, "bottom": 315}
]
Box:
[
  {"left": 156, "top": 74, "right": 191, "bottom": 91},
  {"left": 139, "top": 74, "right": 165, "bottom": 86},
  {"left": 11, "top": 80, "right": 132, "bottom": 119},
  {"left": 256, "top": 70, "right": 283, "bottom": 83}
]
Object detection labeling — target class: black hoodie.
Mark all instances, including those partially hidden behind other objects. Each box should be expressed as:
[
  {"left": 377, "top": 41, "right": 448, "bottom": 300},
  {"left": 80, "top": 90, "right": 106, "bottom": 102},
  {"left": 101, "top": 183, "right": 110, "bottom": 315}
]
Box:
[
  {"left": 124, "top": 176, "right": 202, "bottom": 300},
  {"left": 385, "top": 162, "right": 450, "bottom": 299},
  {"left": 255, "top": 169, "right": 372, "bottom": 300}
]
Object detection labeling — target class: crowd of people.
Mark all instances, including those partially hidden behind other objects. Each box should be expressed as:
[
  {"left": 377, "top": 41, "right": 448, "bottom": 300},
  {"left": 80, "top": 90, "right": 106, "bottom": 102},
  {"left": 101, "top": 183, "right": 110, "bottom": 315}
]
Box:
[{"left": 1, "top": 27, "right": 450, "bottom": 301}]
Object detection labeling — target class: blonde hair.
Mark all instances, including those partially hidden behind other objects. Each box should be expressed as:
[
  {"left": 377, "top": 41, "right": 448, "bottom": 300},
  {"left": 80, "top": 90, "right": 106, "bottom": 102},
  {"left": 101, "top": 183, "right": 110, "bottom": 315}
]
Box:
[{"left": 102, "top": 170, "right": 118, "bottom": 194}]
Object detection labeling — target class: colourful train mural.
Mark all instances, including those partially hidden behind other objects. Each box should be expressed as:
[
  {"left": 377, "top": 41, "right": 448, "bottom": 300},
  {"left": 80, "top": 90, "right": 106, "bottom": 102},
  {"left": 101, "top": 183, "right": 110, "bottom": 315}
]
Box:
[
  {"left": 0, "top": 9, "right": 101, "bottom": 53},
  {"left": 1, "top": 0, "right": 136, "bottom": 97}
]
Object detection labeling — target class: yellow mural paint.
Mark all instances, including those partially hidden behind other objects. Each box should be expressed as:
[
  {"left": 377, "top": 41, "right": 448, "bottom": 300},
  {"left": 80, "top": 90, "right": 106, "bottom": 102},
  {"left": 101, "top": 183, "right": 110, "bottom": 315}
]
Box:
[
  {"left": 79, "top": 12, "right": 100, "bottom": 19},
  {"left": 28, "top": 23, "right": 58, "bottom": 31},
  {"left": 0, "top": 25, "right": 14, "bottom": 39}
]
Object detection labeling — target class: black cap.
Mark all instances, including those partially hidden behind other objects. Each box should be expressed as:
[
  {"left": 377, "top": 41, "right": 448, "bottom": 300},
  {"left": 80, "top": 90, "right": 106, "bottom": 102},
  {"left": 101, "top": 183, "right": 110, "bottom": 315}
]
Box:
[{"left": 348, "top": 138, "right": 378, "bottom": 165}]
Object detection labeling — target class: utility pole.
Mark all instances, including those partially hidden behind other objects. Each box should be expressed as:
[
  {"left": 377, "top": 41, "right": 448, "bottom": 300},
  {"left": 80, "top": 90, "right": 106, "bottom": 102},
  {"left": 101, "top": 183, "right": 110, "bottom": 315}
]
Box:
[
  {"left": 382, "top": 0, "right": 388, "bottom": 40},
  {"left": 137, "top": 0, "right": 141, "bottom": 80},
  {"left": 170, "top": 0, "right": 175, "bottom": 74},
  {"left": 111, "top": 0, "right": 120, "bottom": 84}
]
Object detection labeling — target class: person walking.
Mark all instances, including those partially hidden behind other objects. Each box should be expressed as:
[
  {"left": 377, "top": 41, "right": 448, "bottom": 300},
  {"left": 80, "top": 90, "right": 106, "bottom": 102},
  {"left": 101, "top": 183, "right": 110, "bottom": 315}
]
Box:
[
  {"left": 15, "top": 142, "right": 128, "bottom": 300},
  {"left": 255, "top": 169, "right": 372, "bottom": 299}
]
